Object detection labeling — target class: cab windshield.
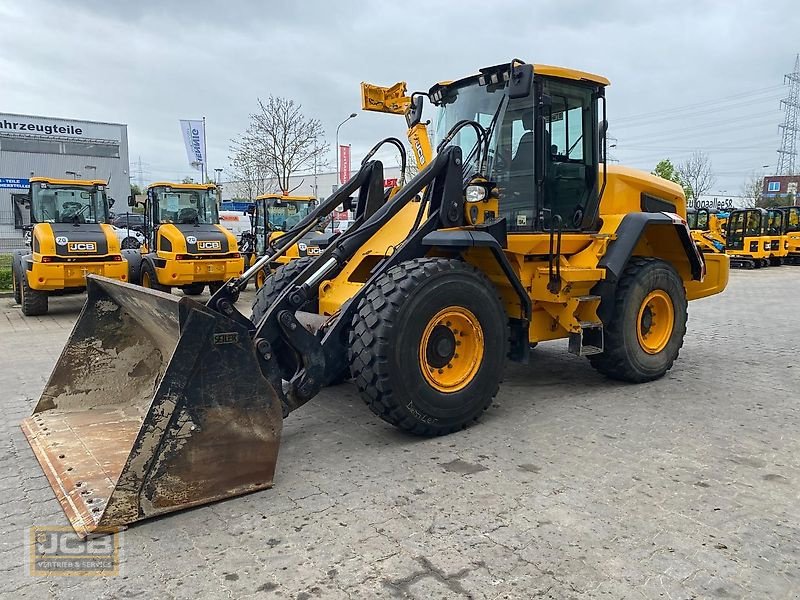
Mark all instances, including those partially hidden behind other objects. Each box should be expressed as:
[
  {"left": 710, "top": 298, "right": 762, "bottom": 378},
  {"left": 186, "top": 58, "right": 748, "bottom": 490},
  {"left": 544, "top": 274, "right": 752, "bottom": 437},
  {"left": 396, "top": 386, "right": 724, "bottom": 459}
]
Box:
[
  {"left": 267, "top": 199, "right": 314, "bottom": 231},
  {"left": 434, "top": 79, "right": 507, "bottom": 177},
  {"left": 30, "top": 183, "right": 109, "bottom": 224},
  {"left": 784, "top": 207, "right": 800, "bottom": 233},
  {"left": 154, "top": 188, "right": 219, "bottom": 225}
]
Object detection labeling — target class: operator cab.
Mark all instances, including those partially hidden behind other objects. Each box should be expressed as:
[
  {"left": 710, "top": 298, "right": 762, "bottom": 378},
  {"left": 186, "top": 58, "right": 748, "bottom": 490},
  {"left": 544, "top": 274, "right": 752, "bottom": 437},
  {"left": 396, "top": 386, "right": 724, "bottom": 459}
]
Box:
[
  {"left": 726, "top": 208, "right": 767, "bottom": 251},
  {"left": 29, "top": 178, "right": 111, "bottom": 225},
  {"left": 431, "top": 63, "right": 608, "bottom": 232},
  {"left": 686, "top": 207, "right": 715, "bottom": 231}
]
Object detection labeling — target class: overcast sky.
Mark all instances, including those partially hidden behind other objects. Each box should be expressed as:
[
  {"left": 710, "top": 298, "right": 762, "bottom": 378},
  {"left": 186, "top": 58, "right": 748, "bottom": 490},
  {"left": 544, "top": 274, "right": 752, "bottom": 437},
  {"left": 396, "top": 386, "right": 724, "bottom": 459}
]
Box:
[{"left": 0, "top": 0, "right": 797, "bottom": 195}]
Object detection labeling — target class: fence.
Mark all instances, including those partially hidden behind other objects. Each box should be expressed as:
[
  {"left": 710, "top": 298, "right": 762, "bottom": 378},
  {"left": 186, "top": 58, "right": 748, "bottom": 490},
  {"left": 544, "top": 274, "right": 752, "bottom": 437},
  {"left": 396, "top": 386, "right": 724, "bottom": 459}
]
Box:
[{"left": 0, "top": 210, "right": 26, "bottom": 251}]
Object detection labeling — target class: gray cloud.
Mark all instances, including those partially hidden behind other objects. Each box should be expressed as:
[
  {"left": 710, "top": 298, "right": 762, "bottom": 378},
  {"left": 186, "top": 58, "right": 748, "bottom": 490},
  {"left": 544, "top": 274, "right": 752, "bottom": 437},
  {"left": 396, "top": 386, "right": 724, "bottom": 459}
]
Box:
[{"left": 0, "top": 0, "right": 796, "bottom": 192}]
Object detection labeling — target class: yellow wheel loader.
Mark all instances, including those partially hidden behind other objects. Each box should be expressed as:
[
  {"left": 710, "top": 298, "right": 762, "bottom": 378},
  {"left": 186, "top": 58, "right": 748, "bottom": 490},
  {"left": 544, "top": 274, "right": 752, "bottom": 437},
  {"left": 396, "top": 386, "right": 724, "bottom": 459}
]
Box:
[
  {"left": 22, "top": 60, "right": 728, "bottom": 538},
  {"left": 777, "top": 205, "right": 800, "bottom": 264},
  {"left": 125, "top": 182, "right": 244, "bottom": 295},
  {"left": 725, "top": 207, "right": 771, "bottom": 268},
  {"left": 686, "top": 207, "right": 727, "bottom": 255},
  {"left": 244, "top": 141, "right": 409, "bottom": 288},
  {"left": 10, "top": 177, "right": 127, "bottom": 316}
]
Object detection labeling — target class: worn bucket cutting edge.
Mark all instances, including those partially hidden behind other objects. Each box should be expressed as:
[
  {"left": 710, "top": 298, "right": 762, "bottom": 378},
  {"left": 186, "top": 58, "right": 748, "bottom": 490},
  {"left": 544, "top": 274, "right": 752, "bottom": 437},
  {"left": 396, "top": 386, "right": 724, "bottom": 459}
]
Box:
[{"left": 20, "top": 275, "right": 283, "bottom": 538}]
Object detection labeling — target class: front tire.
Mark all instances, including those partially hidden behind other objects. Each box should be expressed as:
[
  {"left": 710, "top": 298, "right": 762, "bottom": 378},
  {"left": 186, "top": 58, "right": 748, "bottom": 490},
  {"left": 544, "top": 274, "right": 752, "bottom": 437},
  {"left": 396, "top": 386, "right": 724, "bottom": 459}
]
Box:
[
  {"left": 11, "top": 263, "right": 22, "bottom": 305},
  {"left": 589, "top": 257, "right": 687, "bottom": 383},
  {"left": 348, "top": 257, "right": 507, "bottom": 436}
]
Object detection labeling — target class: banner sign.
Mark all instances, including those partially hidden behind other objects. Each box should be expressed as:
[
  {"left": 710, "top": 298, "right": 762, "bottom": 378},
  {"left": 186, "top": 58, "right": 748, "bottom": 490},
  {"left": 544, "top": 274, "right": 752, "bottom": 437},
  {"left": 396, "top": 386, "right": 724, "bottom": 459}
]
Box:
[
  {"left": 180, "top": 120, "right": 205, "bottom": 171},
  {"left": 0, "top": 177, "right": 29, "bottom": 189},
  {"left": 384, "top": 178, "right": 398, "bottom": 188},
  {"left": 339, "top": 145, "right": 351, "bottom": 185}
]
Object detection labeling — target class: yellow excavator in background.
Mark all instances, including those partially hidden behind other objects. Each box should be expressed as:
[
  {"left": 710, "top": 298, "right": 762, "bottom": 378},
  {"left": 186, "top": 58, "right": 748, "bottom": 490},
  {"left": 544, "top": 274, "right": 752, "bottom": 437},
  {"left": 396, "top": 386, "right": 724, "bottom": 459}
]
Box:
[
  {"left": 765, "top": 208, "right": 789, "bottom": 266},
  {"left": 11, "top": 177, "right": 127, "bottom": 315},
  {"left": 778, "top": 205, "right": 800, "bottom": 264},
  {"left": 22, "top": 60, "right": 728, "bottom": 538},
  {"left": 686, "top": 207, "right": 727, "bottom": 255},
  {"left": 125, "top": 182, "right": 244, "bottom": 295},
  {"left": 725, "top": 207, "right": 771, "bottom": 268}
]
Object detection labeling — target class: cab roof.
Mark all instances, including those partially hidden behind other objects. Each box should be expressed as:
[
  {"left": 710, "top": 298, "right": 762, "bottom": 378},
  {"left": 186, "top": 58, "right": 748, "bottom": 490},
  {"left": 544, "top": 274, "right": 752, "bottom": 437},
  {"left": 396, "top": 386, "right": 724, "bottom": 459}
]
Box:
[
  {"left": 255, "top": 193, "right": 316, "bottom": 201},
  {"left": 29, "top": 177, "right": 107, "bottom": 186},
  {"left": 148, "top": 181, "right": 216, "bottom": 190},
  {"left": 432, "top": 63, "right": 610, "bottom": 91}
]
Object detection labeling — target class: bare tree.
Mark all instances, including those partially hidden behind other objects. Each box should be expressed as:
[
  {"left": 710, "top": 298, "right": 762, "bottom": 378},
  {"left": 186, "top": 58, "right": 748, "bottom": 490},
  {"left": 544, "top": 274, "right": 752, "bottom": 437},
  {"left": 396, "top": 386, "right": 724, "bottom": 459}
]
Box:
[
  {"left": 228, "top": 141, "right": 273, "bottom": 200},
  {"left": 234, "top": 96, "right": 329, "bottom": 195},
  {"left": 677, "top": 151, "right": 715, "bottom": 202},
  {"left": 739, "top": 172, "right": 763, "bottom": 208}
]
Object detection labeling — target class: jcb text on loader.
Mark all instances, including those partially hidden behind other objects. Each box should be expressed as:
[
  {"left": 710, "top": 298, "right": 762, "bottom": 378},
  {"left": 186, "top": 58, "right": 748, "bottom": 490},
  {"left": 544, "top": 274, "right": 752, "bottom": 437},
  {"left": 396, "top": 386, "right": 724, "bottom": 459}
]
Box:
[{"left": 22, "top": 60, "right": 728, "bottom": 538}]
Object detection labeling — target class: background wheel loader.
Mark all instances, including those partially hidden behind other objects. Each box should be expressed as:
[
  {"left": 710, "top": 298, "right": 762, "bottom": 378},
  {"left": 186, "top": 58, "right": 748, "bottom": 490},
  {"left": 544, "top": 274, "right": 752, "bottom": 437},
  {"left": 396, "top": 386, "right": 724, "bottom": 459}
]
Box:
[
  {"left": 22, "top": 60, "right": 728, "bottom": 538},
  {"left": 124, "top": 182, "right": 244, "bottom": 295},
  {"left": 11, "top": 177, "right": 127, "bottom": 316}
]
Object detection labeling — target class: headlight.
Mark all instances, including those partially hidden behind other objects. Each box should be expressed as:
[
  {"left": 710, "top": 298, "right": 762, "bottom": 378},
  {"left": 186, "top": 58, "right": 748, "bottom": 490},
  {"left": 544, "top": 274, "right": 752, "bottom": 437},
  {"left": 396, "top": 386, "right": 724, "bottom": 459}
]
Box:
[{"left": 465, "top": 185, "right": 487, "bottom": 203}]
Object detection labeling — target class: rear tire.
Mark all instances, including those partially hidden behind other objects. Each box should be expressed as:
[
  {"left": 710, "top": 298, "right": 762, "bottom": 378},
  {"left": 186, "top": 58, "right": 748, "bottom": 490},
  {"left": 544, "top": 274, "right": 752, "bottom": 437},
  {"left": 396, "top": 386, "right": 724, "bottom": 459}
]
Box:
[
  {"left": 589, "top": 257, "right": 687, "bottom": 383},
  {"left": 120, "top": 236, "right": 141, "bottom": 250},
  {"left": 348, "top": 257, "right": 507, "bottom": 436},
  {"left": 140, "top": 261, "right": 170, "bottom": 293},
  {"left": 20, "top": 270, "right": 48, "bottom": 316},
  {"left": 182, "top": 283, "right": 206, "bottom": 296}
]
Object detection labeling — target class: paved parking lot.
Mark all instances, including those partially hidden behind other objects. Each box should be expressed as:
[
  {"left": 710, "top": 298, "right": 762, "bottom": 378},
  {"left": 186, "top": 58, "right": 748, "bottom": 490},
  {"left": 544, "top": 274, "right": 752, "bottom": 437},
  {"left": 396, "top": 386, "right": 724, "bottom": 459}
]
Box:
[{"left": 1, "top": 270, "right": 798, "bottom": 599}]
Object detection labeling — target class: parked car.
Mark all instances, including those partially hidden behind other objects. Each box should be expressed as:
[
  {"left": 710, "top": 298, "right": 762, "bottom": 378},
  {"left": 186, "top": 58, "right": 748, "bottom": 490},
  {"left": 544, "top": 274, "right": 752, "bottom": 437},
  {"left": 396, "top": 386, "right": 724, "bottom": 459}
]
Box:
[{"left": 112, "top": 213, "right": 145, "bottom": 230}]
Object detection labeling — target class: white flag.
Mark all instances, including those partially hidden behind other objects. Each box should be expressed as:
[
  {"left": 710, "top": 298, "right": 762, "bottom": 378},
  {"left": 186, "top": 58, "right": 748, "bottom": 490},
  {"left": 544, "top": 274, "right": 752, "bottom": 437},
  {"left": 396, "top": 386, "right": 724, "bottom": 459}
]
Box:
[{"left": 179, "top": 119, "right": 205, "bottom": 171}]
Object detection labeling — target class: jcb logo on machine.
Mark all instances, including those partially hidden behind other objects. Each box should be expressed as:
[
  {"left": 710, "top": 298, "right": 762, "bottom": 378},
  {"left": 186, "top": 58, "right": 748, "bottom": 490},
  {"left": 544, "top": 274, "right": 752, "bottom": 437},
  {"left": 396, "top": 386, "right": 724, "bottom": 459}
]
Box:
[
  {"left": 213, "top": 332, "right": 239, "bottom": 345},
  {"left": 307, "top": 246, "right": 322, "bottom": 256},
  {"left": 197, "top": 240, "right": 222, "bottom": 251},
  {"left": 67, "top": 241, "right": 97, "bottom": 253}
]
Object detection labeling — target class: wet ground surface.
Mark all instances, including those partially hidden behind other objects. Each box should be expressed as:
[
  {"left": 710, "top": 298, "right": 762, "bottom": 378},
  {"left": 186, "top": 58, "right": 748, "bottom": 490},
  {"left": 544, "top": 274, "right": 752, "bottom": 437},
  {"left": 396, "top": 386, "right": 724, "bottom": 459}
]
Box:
[{"left": 1, "top": 270, "right": 798, "bottom": 599}]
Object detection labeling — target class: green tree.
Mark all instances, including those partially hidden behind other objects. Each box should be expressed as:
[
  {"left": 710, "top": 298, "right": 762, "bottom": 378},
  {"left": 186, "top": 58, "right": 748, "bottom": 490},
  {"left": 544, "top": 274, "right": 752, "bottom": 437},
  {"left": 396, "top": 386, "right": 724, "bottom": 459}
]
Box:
[
  {"left": 130, "top": 183, "right": 142, "bottom": 196},
  {"left": 652, "top": 158, "right": 693, "bottom": 202}
]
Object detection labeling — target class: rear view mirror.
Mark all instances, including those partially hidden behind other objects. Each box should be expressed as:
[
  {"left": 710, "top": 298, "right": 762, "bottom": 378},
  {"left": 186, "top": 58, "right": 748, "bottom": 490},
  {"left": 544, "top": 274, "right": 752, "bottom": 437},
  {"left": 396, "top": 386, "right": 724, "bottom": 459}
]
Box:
[
  {"left": 246, "top": 205, "right": 256, "bottom": 216},
  {"left": 508, "top": 62, "right": 533, "bottom": 99},
  {"left": 342, "top": 197, "right": 355, "bottom": 212},
  {"left": 405, "top": 94, "right": 424, "bottom": 128},
  {"left": 108, "top": 198, "right": 115, "bottom": 207},
  {"left": 127, "top": 195, "right": 136, "bottom": 207}
]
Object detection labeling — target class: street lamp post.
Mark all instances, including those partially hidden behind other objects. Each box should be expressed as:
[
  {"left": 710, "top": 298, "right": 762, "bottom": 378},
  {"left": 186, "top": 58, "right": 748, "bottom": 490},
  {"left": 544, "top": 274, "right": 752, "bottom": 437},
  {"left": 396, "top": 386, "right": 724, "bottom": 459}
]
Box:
[
  {"left": 214, "top": 168, "right": 223, "bottom": 206},
  {"left": 335, "top": 113, "right": 357, "bottom": 189},
  {"left": 334, "top": 113, "right": 357, "bottom": 232}
]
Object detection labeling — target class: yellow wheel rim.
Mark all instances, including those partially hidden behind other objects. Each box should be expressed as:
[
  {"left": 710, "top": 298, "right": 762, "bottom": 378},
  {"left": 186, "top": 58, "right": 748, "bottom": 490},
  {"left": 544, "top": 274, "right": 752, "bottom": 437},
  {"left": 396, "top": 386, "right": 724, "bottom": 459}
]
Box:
[
  {"left": 419, "top": 306, "right": 484, "bottom": 393},
  {"left": 636, "top": 290, "right": 675, "bottom": 354},
  {"left": 256, "top": 269, "right": 266, "bottom": 289},
  {"left": 142, "top": 271, "right": 152, "bottom": 288}
]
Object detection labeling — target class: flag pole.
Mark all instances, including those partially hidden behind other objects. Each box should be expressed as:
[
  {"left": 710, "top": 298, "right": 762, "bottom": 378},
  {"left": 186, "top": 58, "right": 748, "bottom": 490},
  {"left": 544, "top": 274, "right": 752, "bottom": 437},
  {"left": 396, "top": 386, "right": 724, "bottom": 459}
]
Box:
[{"left": 202, "top": 116, "right": 208, "bottom": 183}]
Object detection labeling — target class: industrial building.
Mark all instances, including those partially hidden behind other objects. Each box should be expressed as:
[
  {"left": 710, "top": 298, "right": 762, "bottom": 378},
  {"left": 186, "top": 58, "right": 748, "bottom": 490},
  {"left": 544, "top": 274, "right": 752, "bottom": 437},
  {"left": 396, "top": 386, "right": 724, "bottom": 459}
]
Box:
[{"left": 0, "top": 112, "right": 130, "bottom": 249}]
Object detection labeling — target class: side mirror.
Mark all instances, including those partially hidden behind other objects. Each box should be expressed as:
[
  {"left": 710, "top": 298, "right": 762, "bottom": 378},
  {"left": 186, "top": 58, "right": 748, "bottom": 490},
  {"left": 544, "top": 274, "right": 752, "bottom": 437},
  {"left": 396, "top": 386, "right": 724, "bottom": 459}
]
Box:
[
  {"left": 508, "top": 63, "right": 533, "bottom": 99},
  {"left": 127, "top": 195, "right": 136, "bottom": 207},
  {"left": 108, "top": 198, "right": 115, "bottom": 208},
  {"left": 342, "top": 197, "right": 355, "bottom": 212},
  {"left": 246, "top": 205, "right": 256, "bottom": 216},
  {"left": 405, "top": 95, "right": 424, "bottom": 128}
]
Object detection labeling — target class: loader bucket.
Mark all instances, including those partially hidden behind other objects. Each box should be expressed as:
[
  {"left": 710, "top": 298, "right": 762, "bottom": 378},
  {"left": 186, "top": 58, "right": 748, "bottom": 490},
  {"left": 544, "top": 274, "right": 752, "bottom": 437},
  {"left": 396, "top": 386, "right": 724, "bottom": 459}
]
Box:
[{"left": 20, "top": 275, "right": 282, "bottom": 538}]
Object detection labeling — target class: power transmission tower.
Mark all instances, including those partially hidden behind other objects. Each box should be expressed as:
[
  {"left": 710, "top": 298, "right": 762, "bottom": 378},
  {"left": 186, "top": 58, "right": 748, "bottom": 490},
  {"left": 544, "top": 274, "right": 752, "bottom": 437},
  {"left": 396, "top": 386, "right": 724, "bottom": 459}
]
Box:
[{"left": 777, "top": 54, "right": 800, "bottom": 175}]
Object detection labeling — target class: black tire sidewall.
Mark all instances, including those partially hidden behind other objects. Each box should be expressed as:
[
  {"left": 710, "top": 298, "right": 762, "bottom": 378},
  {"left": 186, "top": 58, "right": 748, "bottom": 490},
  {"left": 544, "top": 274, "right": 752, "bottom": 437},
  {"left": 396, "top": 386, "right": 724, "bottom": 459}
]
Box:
[
  {"left": 616, "top": 262, "right": 687, "bottom": 378},
  {"left": 385, "top": 267, "right": 506, "bottom": 428}
]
